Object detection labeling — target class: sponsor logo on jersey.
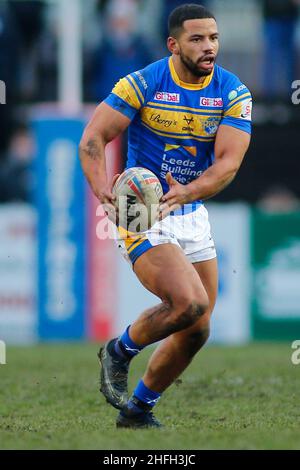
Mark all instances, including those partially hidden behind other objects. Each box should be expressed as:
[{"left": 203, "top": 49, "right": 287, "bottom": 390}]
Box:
[
  {"left": 228, "top": 90, "right": 238, "bottom": 101},
  {"left": 240, "top": 98, "right": 252, "bottom": 120},
  {"left": 135, "top": 71, "right": 148, "bottom": 90},
  {"left": 154, "top": 91, "right": 180, "bottom": 103},
  {"left": 182, "top": 115, "right": 195, "bottom": 132},
  {"left": 150, "top": 113, "right": 178, "bottom": 128},
  {"left": 200, "top": 97, "right": 223, "bottom": 107},
  {"left": 236, "top": 84, "right": 247, "bottom": 93}
]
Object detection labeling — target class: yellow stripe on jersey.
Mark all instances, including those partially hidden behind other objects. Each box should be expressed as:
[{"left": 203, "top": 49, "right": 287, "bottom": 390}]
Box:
[
  {"left": 224, "top": 101, "right": 244, "bottom": 118},
  {"left": 141, "top": 106, "right": 221, "bottom": 139},
  {"left": 112, "top": 77, "right": 141, "bottom": 110},
  {"left": 226, "top": 92, "right": 251, "bottom": 110},
  {"left": 141, "top": 121, "right": 215, "bottom": 142},
  {"left": 147, "top": 102, "right": 223, "bottom": 114},
  {"left": 128, "top": 75, "right": 145, "bottom": 105}
]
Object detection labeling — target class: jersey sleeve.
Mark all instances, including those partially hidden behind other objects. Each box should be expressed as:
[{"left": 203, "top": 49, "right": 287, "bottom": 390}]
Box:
[
  {"left": 104, "top": 70, "right": 149, "bottom": 120},
  {"left": 220, "top": 75, "right": 252, "bottom": 134}
]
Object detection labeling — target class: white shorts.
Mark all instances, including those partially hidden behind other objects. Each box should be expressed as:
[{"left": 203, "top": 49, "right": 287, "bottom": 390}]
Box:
[{"left": 115, "top": 204, "right": 217, "bottom": 266}]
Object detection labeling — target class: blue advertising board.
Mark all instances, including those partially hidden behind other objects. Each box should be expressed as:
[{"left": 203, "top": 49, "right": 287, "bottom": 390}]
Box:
[{"left": 33, "top": 118, "right": 86, "bottom": 340}]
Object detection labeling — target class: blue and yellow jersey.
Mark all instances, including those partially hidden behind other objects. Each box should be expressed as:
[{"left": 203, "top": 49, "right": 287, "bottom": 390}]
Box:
[{"left": 104, "top": 56, "right": 252, "bottom": 196}]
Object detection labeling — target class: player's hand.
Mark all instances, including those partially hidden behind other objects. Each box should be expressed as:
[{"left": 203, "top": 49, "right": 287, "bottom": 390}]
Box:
[
  {"left": 100, "top": 174, "right": 120, "bottom": 223},
  {"left": 159, "top": 172, "right": 190, "bottom": 219}
]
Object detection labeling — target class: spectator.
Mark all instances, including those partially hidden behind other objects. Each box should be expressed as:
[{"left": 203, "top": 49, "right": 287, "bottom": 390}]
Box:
[
  {"left": 88, "top": 0, "right": 154, "bottom": 102},
  {"left": 161, "top": 0, "right": 208, "bottom": 41},
  {"left": 0, "top": 125, "right": 35, "bottom": 203},
  {"left": 9, "top": 0, "right": 45, "bottom": 101}
]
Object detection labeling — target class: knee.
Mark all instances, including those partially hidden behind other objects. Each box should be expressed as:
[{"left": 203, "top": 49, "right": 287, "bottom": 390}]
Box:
[{"left": 171, "top": 293, "right": 209, "bottom": 330}]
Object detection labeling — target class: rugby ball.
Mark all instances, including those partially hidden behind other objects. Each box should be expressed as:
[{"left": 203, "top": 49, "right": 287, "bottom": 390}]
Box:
[{"left": 112, "top": 167, "right": 163, "bottom": 232}]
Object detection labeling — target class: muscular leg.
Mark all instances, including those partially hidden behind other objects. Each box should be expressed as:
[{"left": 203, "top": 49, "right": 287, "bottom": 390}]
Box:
[
  {"left": 99, "top": 243, "right": 210, "bottom": 413},
  {"left": 129, "top": 244, "right": 210, "bottom": 346},
  {"left": 141, "top": 257, "right": 218, "bottom": 392}
]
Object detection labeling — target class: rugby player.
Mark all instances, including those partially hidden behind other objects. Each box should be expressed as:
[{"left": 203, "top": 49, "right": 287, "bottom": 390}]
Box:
[{"left": 79, "top": 3, "right": 252, "bottom": 428}]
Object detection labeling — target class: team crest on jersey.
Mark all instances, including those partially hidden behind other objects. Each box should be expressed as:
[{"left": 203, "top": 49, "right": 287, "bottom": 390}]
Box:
[
  {"left": 154, "top": 92, "right": 180, "bottom": 103},
  {"left": 203, "top": 117, "right": 220, "bottom": 135},
  {"left": 200, "top": 97, "right": 223, "bottom": 107}
]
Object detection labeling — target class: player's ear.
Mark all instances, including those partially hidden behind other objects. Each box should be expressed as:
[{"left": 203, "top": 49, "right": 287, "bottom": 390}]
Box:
[{"left": 167, "top": 36, "right": 179, "bottom": 55}]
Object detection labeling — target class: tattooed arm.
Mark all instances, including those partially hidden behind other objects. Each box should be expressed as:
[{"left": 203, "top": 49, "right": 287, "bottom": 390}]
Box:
[{"left": 79, "top": 102, "right": 131, "bottom": 204}]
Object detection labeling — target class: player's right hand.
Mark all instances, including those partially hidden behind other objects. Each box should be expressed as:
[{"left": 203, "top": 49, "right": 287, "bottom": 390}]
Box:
[{"left": 100, "top": 174, "right": 120, "bottom": 224}]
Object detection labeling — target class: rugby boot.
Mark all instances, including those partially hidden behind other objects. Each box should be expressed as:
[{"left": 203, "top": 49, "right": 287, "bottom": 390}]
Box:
[
  {"left": 116, "top": 398, "right": 162, "bottom": 429},
  {"left": 98, "top": 339, "right": 129, "bottom": 410}
]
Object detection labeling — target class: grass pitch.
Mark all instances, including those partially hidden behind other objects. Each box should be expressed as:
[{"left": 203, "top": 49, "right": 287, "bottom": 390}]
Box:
[{"left": 0, "top": 342, "right": 299, "bottom": 450}]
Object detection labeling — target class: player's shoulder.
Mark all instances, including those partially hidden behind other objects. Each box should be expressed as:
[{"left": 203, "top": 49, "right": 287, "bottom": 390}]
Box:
[
  {"left": 213, "top": 64, "right": 252, "bottom": 104},
  {"left": 130, "top": 57, "right": 169, "bottom": 93},
  {"left": 107, "top": 58, "right": 169, "bottom": 116},
  {"left": 214, "top": 64, "right": 249, "bottom": 89}
]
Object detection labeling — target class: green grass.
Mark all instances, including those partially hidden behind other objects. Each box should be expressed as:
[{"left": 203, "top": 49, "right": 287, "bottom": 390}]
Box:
[{"left": 0, "top": 342, "right": 300, "bottom": 450}]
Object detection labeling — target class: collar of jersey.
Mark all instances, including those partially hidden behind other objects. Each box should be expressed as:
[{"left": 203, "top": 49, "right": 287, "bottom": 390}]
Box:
[{"left": 169, "top": 57, "right": 214, "bottom": 90}]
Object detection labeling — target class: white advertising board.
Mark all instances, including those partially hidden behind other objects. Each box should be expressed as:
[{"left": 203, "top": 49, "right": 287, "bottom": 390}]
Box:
[{"left": 0, "top": 204, "right": 37, "bottom": 344}]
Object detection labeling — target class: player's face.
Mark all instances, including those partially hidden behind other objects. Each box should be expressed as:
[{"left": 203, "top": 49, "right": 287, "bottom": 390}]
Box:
[{"left": 172, "top": 18, "right": 219, "bottom": 77}]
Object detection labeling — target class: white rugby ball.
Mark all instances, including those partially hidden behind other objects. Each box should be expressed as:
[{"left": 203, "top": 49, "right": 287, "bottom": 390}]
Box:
[{"left": 112, "top": 167, "right": 163, "bottom": 232}]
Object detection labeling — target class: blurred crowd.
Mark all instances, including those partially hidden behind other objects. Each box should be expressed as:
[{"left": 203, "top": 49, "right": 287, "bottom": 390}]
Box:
[{"left": 0, "top": 0, "right": 300, "bottom": 205}]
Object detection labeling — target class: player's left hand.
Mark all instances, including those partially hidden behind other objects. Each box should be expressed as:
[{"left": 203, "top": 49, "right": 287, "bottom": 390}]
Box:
[{"left": 159, "top": 172, "right": 190, "bottom": 219}]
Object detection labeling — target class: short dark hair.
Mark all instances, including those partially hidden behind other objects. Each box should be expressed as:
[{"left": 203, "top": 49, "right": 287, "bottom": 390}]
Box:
[{"left": 168, "top": 3, "right": 216, "bottom": 37}]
